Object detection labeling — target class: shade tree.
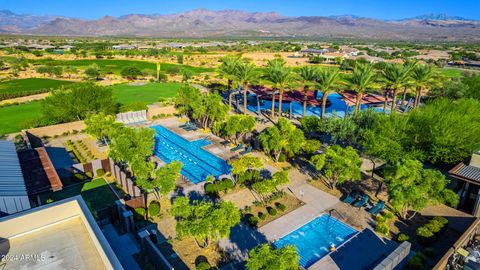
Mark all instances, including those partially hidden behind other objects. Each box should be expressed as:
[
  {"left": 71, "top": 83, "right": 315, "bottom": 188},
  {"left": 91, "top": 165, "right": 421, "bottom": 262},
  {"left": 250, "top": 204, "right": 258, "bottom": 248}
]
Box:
[
  {"left": 246, "top": 244, "right": 299, "bottom": 270},
  {"left": 310, "top": 145, "right": 362, "bottom": 189},
  {"left": 259, "top": 118, "right": 305, "bottom": 162},
  {"left": 169, "top": 197, "right": 241, "bottom": 249}
]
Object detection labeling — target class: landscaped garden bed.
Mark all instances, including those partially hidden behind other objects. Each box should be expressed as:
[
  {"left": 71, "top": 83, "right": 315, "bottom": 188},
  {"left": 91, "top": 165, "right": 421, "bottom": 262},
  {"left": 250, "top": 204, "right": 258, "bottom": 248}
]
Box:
[{"left": 243, "top": 192, "right": 303, "bottom": 228}]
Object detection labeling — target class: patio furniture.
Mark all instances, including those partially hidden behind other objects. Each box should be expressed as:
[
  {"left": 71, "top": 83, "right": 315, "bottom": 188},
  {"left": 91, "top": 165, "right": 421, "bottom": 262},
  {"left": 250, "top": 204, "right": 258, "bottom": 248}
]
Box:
[
  {"left": 240, "top": 146, "right": 252, "bottom": 155},
  {"left": 230, "top": 143, "right": 244, "bottom": 152},
  {"left": 368, "top": 200, "right": 385, "bottom": 215},
  {"left": 220, "top": 140, "right": 230, "bottom": 146},
  {"left": 353, "top": 194, "right": 369, "bottom": 208},
  {"left": 342, "top": 191, "right": 357, "bottom": 204},
  {"left": 179, "top": 122, "right": 190, "bottom": 128},
  {"left": 184, "top": 123, "right": 198, "bottom": 131}
]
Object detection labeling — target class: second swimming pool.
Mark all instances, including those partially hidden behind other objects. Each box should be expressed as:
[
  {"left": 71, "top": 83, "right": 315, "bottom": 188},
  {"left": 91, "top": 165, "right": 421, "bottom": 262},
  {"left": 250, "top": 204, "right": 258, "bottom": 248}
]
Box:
[{"left": 273, "top": 214, "right": 357, "bottom": 268}]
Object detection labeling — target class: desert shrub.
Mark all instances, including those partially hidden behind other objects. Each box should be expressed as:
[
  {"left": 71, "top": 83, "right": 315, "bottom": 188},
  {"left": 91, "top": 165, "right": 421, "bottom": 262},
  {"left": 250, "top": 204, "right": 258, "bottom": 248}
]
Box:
[
  {"left": 205, "top": 183, "right": 217, "bottom": 197},
  {"left": 105, "top": 172, "right": 112, "bottom": 177},
  {"left": 416, "top": 216, "right": 448, "bottom": 244},
  {"left": 253, "top": 201, "right": 262, "bottom": 207},
  {"left": 248, "top": 216, "right": 259, "bottom": 227},
  {"left": 278, "top": 153, "right": 286, "bottom": 162},
  {"left": 196, "top": 261, "right": 211, "bottom": 270},
  {"left": 275, "top": 202, "right": 286, "bottom": 211},
  {"left": 85, "top": 172, "right": 93, "bottom": 178},
  {"left": 73, "top": 173, "right": 84, "bottom": 181},
  {"left": 375, "top": 222, "right": 390, "bottom": 235},
  {"left": 416, "top": 226, "right": 434, "bottom": 238},
  {"left": 134, "top": 207, "right": 146, "bottom": 221},
  {"left": 96, "top": 168, "right": 105, "bottom": 176},
  {"left": 397, "top": 233, "right": 410, "bottom": 242},
  {"left": 148, "top": 201, "right": 161, "bottom": 217},
  {"left": 258, "top": 212, "right": 266, "bottom": 220},
  {"left": 244, "top": 206, "right": 252, "bottom": 212},
  {"left": 267, "top": 207, "right": 277, "bottom": 216},
  {"left": 405, "top": 253, "right": 426, "bottom": 270}
]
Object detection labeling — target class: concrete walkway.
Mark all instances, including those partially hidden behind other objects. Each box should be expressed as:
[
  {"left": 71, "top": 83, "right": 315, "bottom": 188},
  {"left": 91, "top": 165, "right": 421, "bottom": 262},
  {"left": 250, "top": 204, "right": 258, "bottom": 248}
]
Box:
[
  {"left": 259, "top": 182, "right": 338, "bottom": 241},
  {"left": 102, "top": 224, "right": 141, "bottom": 270}
]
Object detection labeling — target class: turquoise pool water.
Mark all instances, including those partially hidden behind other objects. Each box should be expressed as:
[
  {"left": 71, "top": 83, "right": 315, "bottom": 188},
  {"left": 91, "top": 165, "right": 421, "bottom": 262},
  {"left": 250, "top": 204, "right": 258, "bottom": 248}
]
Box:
[
  {"left": 152, "top": 125, "right": 231, "bottom": 184},
  {"left": 273, "top": 214, "right": 357, "bottom": 268}
]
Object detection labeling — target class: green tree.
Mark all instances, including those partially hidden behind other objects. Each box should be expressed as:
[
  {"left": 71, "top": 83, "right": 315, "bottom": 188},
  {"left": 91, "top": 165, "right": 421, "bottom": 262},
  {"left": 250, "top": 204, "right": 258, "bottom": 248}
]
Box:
[
  {"left": 174, "top": 85, "right": 202, "bottom": 118},
  {"left": 120, "top": 66, "right": 142, "bottom": 80},
  {"left": 310, "top": 145, "right": 362, "bottom": 189},
  {"left": 234, "top": 60, "right": 258, "bottom": 115},
  {"left": 259, "top": 118, "right": 305, "bottom": 162},
  {"left": 345, "top": 63, "right": 377, "bottom": 113},
  {"left": 246, "top": 244, "right": 299, "bottom": 270},
  {"left": 296, "top": 66, "right": 318, "bottom": 117},
  {"left": 384, "top": 159, "right": 458, "bottom": 219},
  {"left": 218, "top": 55, "right": 241, "bottom": 110},
  {"left": 108, "top": 126, "right": 155, "bottom": 167},
  {"left": 170, "top": 197, "right": 241, "bottom": 248},
  {"left": 135, "top": 161, "right": 183, "bottom": 196},
  {"left": 252, "top": 170, "right": 289, "bottom": 196},
  {"left": 317, "top": 68, "right": 342, "bottom": 120},
  {"left": 219, "top": 115, "right": 256, "bottom": 143},
  {"left": 380, "top": 63, "right": 415, "bottom": 112},
  {"left": 84, "top": 112, "right": 121, "bottom": 142},
  {"left": 411, "top": 64, "right": 436, "bottom": 108},
  {"left": 41, "top": 83, "right": 117, "bottom": 123},
  {"left": 84, "top": 64, "right": 100, "bottom": 80},
  {"left": 229, "top": 155, "right": 264, "bottom": 176},
  {"left": 263, "top": 58, "right": 293, "bottom": 119},
  {"left": 181, "top": 69, "right": 193, "bottom": 83}
]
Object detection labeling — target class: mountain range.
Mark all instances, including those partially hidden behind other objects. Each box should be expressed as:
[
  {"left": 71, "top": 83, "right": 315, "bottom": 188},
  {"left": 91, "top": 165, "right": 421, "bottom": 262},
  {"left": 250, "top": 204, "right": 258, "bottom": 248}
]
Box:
[{"left": 0, "top": 9, "right": 479, "bottom": 41}]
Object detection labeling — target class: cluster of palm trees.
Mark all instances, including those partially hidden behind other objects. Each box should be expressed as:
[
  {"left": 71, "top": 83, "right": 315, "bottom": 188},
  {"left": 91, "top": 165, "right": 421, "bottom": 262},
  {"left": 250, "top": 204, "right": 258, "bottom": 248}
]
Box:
[{"left": 218, "top": 55, "right": 439, "bottom": 121}]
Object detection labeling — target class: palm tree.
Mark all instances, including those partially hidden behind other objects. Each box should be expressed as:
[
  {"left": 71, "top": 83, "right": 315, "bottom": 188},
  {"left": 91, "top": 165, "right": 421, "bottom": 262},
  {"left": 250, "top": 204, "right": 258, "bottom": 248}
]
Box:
[
  {"left": 234, "top": 60, "right": 257, "bottom": 115},
  {"left": 317, "top": 68, "right": 341, "bottom": 120},
  {"left": 345, "top": 63, "right": 377, "bottom": 114},
  {"left": 381, "top": 62, "right": 415, "bottom": 113},
  {"left": 218, "top": 56, "right": 241, "bottom": 111},
  {"left": 411, "top": 64, "right": 435, "bottom": 108},
  {"left": 297, "top": 66, "right": 318, "bottom": 117},
  {"left": 264, "top": 58, "right": 293, "bottom": 119}
]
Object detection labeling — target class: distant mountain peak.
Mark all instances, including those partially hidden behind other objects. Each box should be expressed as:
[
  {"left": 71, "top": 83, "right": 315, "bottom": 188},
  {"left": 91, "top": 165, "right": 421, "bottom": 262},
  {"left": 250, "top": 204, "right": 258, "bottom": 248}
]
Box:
[{"left": 406, "top": 13, "right": 471, "bottom": 21}]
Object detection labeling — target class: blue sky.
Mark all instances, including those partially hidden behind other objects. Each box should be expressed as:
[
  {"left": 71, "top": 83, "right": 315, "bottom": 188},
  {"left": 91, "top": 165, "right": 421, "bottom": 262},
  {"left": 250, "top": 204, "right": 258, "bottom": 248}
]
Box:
[{"left": 2, "top": 0, "right": 479, "bottom": 20}]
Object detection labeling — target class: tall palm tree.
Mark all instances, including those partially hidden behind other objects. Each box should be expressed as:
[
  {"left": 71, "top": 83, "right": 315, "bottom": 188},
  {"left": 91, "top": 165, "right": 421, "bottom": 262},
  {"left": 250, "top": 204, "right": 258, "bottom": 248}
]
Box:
[
  {"left": 381, "top": 62, "right": 415, "bottom": 113},
  {"left": 345, "top": 63, "right": 377, "bottom": 114},
  {"left": 297, "top": 66, "right": 318, "bottom": 117},
  {"left": 317, "top": 68, "right": 341, "bottom": 120},
  {"left": 234, "top": 60, "right": 257, "bottom": 115},
  {"left": 411, "top": 64, "right": 435, "bottom": 108},
  {"left": 264, "top": 58, "right": 293, "bottom": 119},
  {"left": 218, "top": 55, "right": 241, "bottom": 111}
]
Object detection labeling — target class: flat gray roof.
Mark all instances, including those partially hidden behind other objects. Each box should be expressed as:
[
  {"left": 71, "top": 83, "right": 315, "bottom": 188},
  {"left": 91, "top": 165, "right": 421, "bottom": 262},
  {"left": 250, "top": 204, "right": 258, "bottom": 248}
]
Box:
[{"left": 0, "top": 140, "right": 27, "bottom": 196}]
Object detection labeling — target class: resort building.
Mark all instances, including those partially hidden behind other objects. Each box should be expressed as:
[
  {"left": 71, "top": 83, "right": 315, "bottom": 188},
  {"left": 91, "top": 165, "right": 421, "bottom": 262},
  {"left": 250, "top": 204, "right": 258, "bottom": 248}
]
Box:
[
  {"left": 0, "top": 140, "right": 31, "bottom": 215},
  {"left": 0, "top": 196, "right": 123, "bottom": 270},
  {"left": 450, "top": 150, "right": 480, "bottom": 217}
]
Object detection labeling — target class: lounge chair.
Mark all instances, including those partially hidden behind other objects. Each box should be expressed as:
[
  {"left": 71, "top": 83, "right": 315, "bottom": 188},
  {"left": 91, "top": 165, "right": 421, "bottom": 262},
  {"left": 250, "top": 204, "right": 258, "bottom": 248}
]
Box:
[
  {"left": 368, "top": 200, "right": 385, "bottom": 215},
  {"left": 179, "top": 122, "right": 190, "bottom": 128},
  {"left": 342, "top": 191, "right": 357, "bottom": 204},
  {"left": 240, "top": 145, "right": 252, "bottom": 155},
  {"left": 220, "top": 140, "right": 230, "bottom": 146},
  {"left": 353, "top": 194, "right": 369, "bottom": 208},
  {"left": 184, "top": 123, "right": 198, "bottom": 131},
  {"left": 230, "top": 143, "right": 244, "bottom": 152}
]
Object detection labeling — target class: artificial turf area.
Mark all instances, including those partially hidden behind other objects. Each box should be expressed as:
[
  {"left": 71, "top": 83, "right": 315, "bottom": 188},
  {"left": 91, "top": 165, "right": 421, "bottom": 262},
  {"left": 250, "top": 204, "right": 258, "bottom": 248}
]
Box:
[
  {"left": 0, "top": 101, "right": 41, "bottom": 134},
  {"left": 111, "top": 82, "right": 183, "bottom": 104},
  {"left": 0, "top": 78, "right": 74, "bottom": 99},
  {"left": 39, "top": 178, "right": 118, "bottom": 219},
  {"left": 32, "top": 59, "right": 213, "bottom": 75}
]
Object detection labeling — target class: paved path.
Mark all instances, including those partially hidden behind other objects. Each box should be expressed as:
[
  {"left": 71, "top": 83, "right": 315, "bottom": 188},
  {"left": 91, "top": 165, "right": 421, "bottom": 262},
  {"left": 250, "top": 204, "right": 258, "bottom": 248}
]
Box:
[
  {"left": 259, "top": 182, "right": 338, "bottom": 241},
  {"left": 102, "top": 224, "right": 141, "bottom": 270}
]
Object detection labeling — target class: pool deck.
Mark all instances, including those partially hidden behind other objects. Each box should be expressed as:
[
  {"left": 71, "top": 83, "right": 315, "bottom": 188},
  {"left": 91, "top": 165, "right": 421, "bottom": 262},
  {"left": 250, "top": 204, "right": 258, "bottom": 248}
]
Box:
[{"left": 258, "top": 181, "right": 339, "bottom": 241}]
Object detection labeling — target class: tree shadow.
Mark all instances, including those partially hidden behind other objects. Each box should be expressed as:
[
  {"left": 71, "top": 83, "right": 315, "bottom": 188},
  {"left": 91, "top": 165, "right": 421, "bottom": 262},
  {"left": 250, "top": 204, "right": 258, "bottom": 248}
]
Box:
[{"left": 220, "top": 222, "right": 268, "bottom": 263}]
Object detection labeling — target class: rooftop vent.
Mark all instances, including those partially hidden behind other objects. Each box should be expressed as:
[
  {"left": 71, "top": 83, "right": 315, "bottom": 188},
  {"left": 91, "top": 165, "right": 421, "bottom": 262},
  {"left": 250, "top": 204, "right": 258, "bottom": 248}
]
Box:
[{"left": 470, "top": 150, "right": 480, "bottom": 168}]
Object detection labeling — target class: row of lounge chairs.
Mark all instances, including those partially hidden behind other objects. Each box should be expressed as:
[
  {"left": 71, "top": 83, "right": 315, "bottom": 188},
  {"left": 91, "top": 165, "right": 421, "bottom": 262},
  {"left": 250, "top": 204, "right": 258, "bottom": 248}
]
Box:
[
  {"left": 230, "top": 143, "right": 252, "bottom": 155},
  {"left": 116, "top": 110, "right": 148, "bottom": 125},
  {"left": 342, "top": 191, "right": 385, "bottom": 215}
]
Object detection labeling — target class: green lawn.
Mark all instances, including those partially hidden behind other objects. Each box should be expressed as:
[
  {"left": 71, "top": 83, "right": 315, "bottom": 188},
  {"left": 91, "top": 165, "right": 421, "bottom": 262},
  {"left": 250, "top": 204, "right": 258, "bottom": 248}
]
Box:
[
  {"left": 111, "top": 82, "right": 183, "bottom": 104},
  {"left": 0, "top": 78, "right": 74, "bottom": 100},
  {"left": 32, "top": 59, "right": 213, "bottom": 75},
  {"left": 440, "top": 68, "right": 463, "bottom": 78},
  {"left": 39, "top": 178, "right": 118, "bottom": 219},
  {"left": 0, "top": 101, "right": 41, "bottom": 134}
]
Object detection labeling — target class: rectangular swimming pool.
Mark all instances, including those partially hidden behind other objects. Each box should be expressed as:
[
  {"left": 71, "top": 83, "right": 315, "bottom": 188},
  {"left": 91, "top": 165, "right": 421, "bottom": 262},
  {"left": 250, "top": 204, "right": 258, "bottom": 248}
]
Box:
[
  {"left": 152, "top": 125, "right": 231, "bottom": 184},
  {"left": 273, "top": 214, "right": 357, "bottom": 269}
]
